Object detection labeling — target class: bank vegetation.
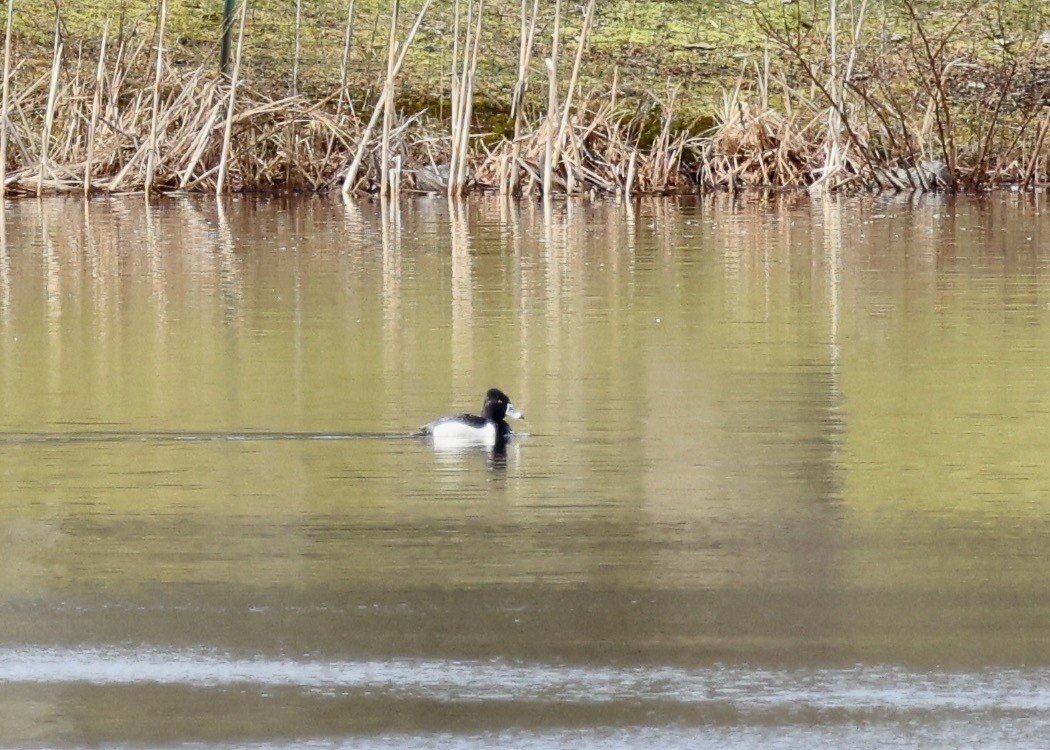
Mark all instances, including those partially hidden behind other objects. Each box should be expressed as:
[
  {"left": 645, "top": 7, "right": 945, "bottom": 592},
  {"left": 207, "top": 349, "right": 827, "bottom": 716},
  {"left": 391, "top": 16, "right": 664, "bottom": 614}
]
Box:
[{"left": 1, "top": 0, "right": 1049, "bottom": 197}]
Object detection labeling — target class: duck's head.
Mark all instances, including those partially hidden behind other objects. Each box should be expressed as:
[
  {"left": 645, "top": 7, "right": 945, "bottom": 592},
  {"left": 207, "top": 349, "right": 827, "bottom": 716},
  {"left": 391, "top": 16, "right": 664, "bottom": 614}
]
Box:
[{"left": 483, "top": 388, "right": 524, "bottom": 423}]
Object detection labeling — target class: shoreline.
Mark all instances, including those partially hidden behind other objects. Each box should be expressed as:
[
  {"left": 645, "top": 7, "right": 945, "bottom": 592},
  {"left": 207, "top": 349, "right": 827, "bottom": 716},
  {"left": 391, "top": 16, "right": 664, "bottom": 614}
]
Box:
[{"left": 1, "top": 1, "right": 1048, "bottom": 197}]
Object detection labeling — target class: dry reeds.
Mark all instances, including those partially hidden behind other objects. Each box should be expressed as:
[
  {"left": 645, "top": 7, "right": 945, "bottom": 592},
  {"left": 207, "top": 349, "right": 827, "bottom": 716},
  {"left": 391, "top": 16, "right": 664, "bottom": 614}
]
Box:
[
  {"left": 0, "top": 15, "right": 356, "bottom": 195},
  {"left": 341, "top": 0, "right": 432, "bottom": 198},
  {"left": 0, "top": 0, "right": 1048, "bottom": 198}
]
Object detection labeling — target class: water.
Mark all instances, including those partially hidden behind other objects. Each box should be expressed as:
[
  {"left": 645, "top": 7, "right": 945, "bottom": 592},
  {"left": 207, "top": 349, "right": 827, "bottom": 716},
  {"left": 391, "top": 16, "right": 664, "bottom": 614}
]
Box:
[{"left": 0, "top": 193, "right": 1049, "bottom": 747}]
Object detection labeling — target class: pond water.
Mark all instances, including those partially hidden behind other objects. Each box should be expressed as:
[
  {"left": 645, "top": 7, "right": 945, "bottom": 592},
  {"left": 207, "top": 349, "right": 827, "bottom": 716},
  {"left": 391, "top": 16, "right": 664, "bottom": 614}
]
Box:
[{"left": 0, "top": 193, "right": 1049, "bottom": 747}]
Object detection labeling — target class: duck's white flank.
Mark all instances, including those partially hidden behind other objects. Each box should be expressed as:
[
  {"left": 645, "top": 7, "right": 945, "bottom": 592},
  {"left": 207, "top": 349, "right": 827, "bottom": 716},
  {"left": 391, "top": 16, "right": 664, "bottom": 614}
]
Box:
[{"left": 428, "top": 419, "right": 499, "bottom": 447}]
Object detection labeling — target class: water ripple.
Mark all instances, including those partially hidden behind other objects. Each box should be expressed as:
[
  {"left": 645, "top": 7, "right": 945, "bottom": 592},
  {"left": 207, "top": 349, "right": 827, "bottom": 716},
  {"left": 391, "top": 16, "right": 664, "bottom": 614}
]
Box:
[{"left": 0, "top": 646, "right": 1047, "bottom": 713}]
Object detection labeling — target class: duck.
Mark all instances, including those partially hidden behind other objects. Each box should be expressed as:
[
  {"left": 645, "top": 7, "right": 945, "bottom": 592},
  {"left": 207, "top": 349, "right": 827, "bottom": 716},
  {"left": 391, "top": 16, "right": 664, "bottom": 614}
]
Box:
[{"left": 419, "top": 388, "right": 524, "bottom": 448}]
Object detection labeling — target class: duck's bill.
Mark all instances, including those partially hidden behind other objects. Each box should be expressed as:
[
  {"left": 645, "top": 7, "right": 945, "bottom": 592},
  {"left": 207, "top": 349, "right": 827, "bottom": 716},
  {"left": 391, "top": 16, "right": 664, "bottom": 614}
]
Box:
[{"left": 505, "top": 403, "right": 524, "bottom": 420}]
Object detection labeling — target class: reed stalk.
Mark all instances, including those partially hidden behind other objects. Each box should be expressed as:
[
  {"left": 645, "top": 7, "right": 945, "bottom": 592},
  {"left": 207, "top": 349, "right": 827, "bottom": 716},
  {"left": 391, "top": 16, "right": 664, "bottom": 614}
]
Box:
[
  {"left": 542, "top": 0, "right": 562, "bottom": 197},
  {"left": 291, "top": 0, "right": 303, "bottom": 97},
  {"left": 178, "top": 103, "right": 221, "bottom": 189},
  {"left": 0, "top": 0, "right": 14, "bottom": 195},
  {"left": 462, "top": 2, "right": 485, "bottom": 188},
  {"left": 505, "top": 0, "right": 539, "bottom": 195},
  {"left": 1022, "top": 108, "right": 1050, "bottom": 191},
  {"left": 84, "top": 21, "right": 110, "bottom": 196},
  {"left": 448, "top": 0, "right": 484, "bottom": 197},
  {"left": 284, "top": 0, "right": 306, "bottom": 187},
  {"left": 144, "top": 0, "right": 167, "bottom": 198},
  {"left": 816, "top": 0, "right": 843, "bottom": 191},
  {"left": 651, "top": 85, "right": 678, "bottom": 189},
  {"left": 552, "top": 0, "right": 595, "bottom": 192},
  {"left": 38, "top": 20, "right": 63, "bottom": 197},
  {"left": 448, "top": 0, "right": 470, "bottom": 195},
  {"left": 379, "top": 0, "right": 399, "bottom": 199},
  {"left": 338, "top": 0, "right": 357, "bottom": 118},
  {"left": 216, "top": 0, "right": 247, "bottom": 195},
  {"left": 624, "top": 150, "right": 637, "bottom": 196},
  {"left": 449, "top": 0, "right": 462, "bottom": 182}
]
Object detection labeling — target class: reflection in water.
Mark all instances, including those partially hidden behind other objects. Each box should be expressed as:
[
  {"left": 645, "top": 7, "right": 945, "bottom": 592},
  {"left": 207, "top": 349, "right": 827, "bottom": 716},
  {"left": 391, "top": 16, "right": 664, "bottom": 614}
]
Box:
[
  {"left": 0, "top": 645, "right": 1048, "bottom": 746},
  {"left": 0, "top": 208, "right": 9, "bottom": 366},
  {"left": 380, "top": 195, "right": 403, "bottom": 401},
  {"left": 450, "top": 199, "right": 475, "bottom": 401},
  {"left": 1, "top": 194, "right": 1050, "bottom": 746},
  {"left": 0, "top": 430, "right": 412, "bottom": 444},
  {"left": 3, "top": 644, "right": 1048, "bottom": 708}
]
